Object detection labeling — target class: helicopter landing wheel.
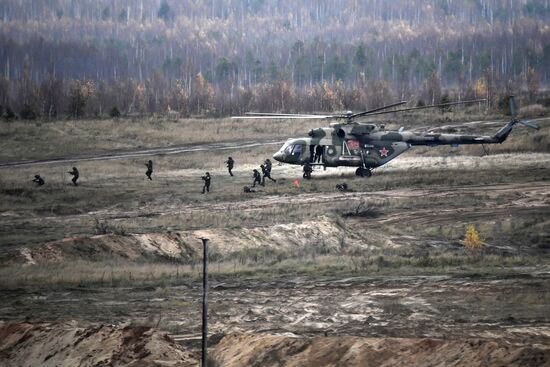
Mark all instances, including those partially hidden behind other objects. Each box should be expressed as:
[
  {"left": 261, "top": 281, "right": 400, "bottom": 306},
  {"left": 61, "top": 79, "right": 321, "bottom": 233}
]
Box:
[{"left": 355, "top": 167, "right": 371, "bottom": 177}]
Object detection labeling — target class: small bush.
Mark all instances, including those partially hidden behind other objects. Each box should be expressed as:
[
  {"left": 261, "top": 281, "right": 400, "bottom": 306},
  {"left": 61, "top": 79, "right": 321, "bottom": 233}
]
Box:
[
  {"left": 109, "top": 106, "right": 121, "bottom": 118},
  {"left": 464, "top": 224, "right": 483, "bottom": 255},
  {"left": 94, "top": 218, "right": 110, "bottom": 235},
  {"left": 20, "top": 104, "right": 38, "bottom": 120},
  {"left": 4, "top": 107, "right": 16, "bottom": 121}
]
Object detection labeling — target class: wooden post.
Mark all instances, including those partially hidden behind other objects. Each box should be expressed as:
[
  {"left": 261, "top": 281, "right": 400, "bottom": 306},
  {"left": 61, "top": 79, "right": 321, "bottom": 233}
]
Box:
[{"left": 201, "top": 238, "right": 209, "bottom": 367}]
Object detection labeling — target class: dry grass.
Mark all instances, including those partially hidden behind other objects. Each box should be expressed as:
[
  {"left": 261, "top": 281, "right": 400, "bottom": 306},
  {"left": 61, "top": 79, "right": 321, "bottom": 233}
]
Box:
[
  {"left": 0, "top": 144, "right": 548, "bottom": 248},
  {"left": 1, "top": 106, "right": 548, "bottom": 163},
  {"left": 1, "top": 252, "right": 547, "bottom": 289}
]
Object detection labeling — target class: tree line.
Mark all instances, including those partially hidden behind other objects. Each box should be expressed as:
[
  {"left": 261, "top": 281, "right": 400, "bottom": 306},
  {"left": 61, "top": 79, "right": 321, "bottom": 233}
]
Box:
[{"left": 0, "top": 0, "right": 548, "bottom": 119}]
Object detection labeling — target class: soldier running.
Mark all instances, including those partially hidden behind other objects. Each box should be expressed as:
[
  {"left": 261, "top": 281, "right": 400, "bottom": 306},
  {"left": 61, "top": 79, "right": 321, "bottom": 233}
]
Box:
[
  {"left": 260, "top": 164, "right": 276, "bottom": 185},
  {"left": 201, "top": 172, "right": 211, "bottom": 194},
  {"left": 264, "top": 158, "right": 272, "bottom": 173},
  {"left": 225, "top": 157, "right": 234, "bottom": 176},
  {"left": 252, "top": 169, "right": 262, "bottom": 187},
  {"left": 303, "top": 162, "right": 313, "bottom": 179},
  {"left": 32, "top": 174, "right": 45, "bottom": 186},
  {"left": 336, "top": 182, "right": 348, "bottom": 191},
  {"left": 68, "top": 167, "right": 79, "bottom": 186},
  {"left": 145, "top": 160, "right": 153, "bottom": 180}
]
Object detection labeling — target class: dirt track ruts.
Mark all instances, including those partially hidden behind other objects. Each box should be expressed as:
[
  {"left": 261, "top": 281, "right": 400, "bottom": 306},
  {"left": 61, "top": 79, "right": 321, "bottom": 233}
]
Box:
[
  {"left": 2, "top": 181, "right": 548, "bottom": 227},
  {"left": 0, "top": 139, "right": 285, "bottom": 168}
]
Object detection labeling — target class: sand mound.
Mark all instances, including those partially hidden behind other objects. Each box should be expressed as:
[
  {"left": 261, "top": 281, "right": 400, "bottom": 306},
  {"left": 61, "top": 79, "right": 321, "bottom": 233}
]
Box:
[
  {"left": 211, "top": 333, "right": 550, "bottom": 367},
  {"left": 1, "top": 217, "right": 364, "bottom": 266},
  {"left": 0, "top": 232, "right": 198, "bottom": 266},
  {"left": 0, "top": 322, "right": 197, "bottom": 367}
]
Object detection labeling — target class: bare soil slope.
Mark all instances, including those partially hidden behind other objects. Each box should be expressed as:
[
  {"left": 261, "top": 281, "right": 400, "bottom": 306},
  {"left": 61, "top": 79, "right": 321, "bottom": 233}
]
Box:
[
  {"left": 0, "top": 322, "right": 197, "bottom": 367},
  {"left": 0, "top": 217, "right": 358, "bottom": 266},
  {"left": 212, "top": 333, "right": 550, "bottom": 367}
]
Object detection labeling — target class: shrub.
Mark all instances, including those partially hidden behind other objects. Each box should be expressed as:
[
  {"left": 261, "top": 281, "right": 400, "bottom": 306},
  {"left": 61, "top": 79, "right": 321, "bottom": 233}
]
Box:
[
  {"left": 109, "top": 106, "right": 121, "bottom": 118},
  {"left": 20, "top": 103, "right": 38, "bottom": 120},
  {"left": 464, "top": 224, "right": 483, "bottom": 255},
  {"left": 4, "top": 106, "right": 16, "bottom": 121}
]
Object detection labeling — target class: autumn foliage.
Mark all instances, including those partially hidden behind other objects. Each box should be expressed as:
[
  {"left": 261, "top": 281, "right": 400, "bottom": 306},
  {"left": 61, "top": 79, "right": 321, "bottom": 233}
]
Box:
[
  {"left": 0, "top": 1, "right": 548, "bottom": 119},
  {"left": 464, "top": 224, "right": 483, "bottom": 255}
]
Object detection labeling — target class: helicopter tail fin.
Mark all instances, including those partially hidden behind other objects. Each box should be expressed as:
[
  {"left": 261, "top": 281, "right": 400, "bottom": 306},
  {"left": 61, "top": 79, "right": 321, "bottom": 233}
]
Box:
[{"left": 493, "top": 96, "right": 539, "bottom": 143}]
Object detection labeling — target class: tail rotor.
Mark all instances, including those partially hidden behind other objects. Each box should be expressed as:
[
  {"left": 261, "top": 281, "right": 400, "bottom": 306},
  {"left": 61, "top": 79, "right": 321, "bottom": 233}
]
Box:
[{"left": 509, "top": 95, "right": 540, "bottom": 130}]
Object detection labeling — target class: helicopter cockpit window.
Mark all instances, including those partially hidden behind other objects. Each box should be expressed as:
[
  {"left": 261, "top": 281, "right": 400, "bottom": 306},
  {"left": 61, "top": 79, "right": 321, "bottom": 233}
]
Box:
[
  {"left": 283, "top": 144, "right": 293, "bottom": 155},
  {"left": 291, "top": 144, "right": 303, "bottom": 156},
  {"left": 281, "top": 142, "right": 304, "bottom": 157}
]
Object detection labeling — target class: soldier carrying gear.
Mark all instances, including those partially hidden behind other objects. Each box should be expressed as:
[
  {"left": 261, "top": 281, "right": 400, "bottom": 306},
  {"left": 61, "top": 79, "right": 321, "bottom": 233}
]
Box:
[
  {"left": 303, "top": 162, "right": 313, "bottom": 179},
  {"left": 225, "top": 157, "right": 234, "bottom": 176},
  {"left": 260, "top": 164, "right": 276, "bottom": 185},
  {"left": 252, "top": 169, "right": 262, "bottom": 187},
  {"left": 264, "top": 158, "right": 272, "bottom": 173},
  {"left": 336, "top": 182, "right": 348, "bottom": 191},
  {"left": 145, "top": 160, "right": 153, "bottom": 180},
  {"left": 68, "top": 167, "right": 79, "bottom": 186},
  {"left": 201, "top": 172, "right": 211, "bottom": 194},
  {"left": 243, "top": 186, "right": 255, "bottom": 193},
  {"left": 32, "top": 174, "right": 45, "bottom": 186}
]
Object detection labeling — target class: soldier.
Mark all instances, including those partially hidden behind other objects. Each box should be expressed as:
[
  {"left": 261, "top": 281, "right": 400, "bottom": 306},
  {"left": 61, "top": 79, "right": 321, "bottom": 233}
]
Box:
[
  {"left": 32, "top": 174, "right": 45, "bottom": 186},
  {"left": 201, "top": 172, "right": 211, "bottom": 194},
  {"left": 303, "top": 162, "right": 313, "bottom": 179},
  {"left": 264, "top": 158, "right": 272, "bottom": 173},
  {"left": 225, "top": 157, "right": 234, "bottom": 176},
  {"left": 260, "top": 164, "right": 276, "bottom": 185},
  {"left": 243, "top": 186, "right": 255, "bottom": 193},
  {"left": 314, "top": 145, "right": 323, "bottom": 163},
  {"left": 145, "top": 160, "right": 153, "bottom": 180},
  {"left": 68, "top": 167, "right": 79, "bottom": 186},
  {"left": 336, "top": 182, "right": 348, "bottom": 191},
  {"left": 252, "top": 169, "right": 262, "bottom": 187}
]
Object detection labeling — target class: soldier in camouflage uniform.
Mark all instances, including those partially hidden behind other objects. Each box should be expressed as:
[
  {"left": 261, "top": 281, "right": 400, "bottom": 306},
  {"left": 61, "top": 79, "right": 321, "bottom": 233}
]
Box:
[
  {"left": 225, "top": 157, "right": 234, "bottom": 176},
  {"left": 68, "top": 167, "right": 79, "bottom": 186},
  {"left": 303, "top": 162, "right": 313, "bottom": 179},
  {"left": 260, "top": 164, "right": 276, "bottom": 185},
  {"left": 32, "top": 174, "right": 45, "bottom": 186},
  {"left": 145, "top": 160, "right": 153, "bottom": 180},
  {"left": 201, "top": 172, "right": 211, "bottom": 194},
  {"left": 252, "top": 169, "right": 262, "bottom": 187}
]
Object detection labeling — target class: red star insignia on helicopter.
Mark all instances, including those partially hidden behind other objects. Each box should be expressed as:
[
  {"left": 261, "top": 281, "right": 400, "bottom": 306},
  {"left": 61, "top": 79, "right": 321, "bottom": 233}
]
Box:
[{"left": 379, "top": 147, "right": 389, "bottom": 157}]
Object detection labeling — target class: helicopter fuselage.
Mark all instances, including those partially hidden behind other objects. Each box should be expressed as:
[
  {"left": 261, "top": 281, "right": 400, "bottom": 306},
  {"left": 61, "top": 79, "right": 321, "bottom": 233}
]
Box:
[{"left": 272, "top": 119, "right": 522, "bottom": 170}]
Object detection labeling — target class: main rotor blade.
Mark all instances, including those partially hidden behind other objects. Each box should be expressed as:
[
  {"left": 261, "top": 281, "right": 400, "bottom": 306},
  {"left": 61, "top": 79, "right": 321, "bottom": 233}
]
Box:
[
  {"left": 244, "top": 112, "right": 324, "bottom": 117},
  {"left": 518, "top": 119, "right": 540, "bottom": 130},
  {"left": 350, "top": 101, "right": 407, "bottom": 118},
  {"left": 363, "top": 99, "right": 486, "bottom": 117},
  {"left": 232, "top": 114, "right": 333, "bottom": 119}
]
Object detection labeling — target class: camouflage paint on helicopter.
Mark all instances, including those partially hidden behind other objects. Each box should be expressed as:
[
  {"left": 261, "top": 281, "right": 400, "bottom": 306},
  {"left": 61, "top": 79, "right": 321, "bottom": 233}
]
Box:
[{"left": 241, "top": 97, "right": 539, "bottom": 177}]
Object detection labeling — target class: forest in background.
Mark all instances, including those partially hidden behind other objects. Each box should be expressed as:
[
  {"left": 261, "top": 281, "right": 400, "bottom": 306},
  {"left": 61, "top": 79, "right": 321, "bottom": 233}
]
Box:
[{"left": 0, "top": 0, "right": 549, "bottom": 119}]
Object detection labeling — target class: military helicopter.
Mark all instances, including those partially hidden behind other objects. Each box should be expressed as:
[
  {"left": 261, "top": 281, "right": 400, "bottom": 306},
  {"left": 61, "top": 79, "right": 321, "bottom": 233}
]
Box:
[{"left": 234, "top": 96, "right": 539, "bottom": 177}]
